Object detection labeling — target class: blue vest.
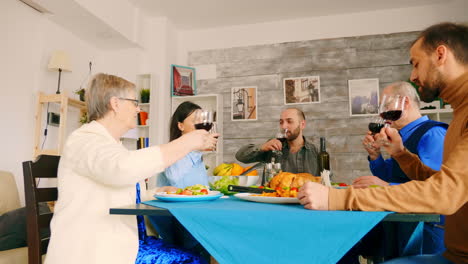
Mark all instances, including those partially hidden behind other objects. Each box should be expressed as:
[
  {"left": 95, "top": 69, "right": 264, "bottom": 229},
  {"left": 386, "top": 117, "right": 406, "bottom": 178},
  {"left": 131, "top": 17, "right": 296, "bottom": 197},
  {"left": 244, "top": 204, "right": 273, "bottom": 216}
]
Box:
[{"left": 390, "top": 120, "right": 448, "bottom": 183}]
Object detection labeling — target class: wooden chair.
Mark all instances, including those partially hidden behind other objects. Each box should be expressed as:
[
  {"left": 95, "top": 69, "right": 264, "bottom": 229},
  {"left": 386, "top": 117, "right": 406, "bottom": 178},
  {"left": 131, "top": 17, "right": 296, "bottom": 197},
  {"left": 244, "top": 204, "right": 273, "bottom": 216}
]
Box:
[{"left": 22, "top": 155, "right": 60, "bottom": 264}]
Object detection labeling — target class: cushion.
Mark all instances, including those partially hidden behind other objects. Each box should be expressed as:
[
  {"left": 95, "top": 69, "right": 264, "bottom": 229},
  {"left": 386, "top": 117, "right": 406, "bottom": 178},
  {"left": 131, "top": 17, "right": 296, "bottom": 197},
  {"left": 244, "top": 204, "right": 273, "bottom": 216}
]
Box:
[
  {"left": 0, "top": 204, "right": 50, "bottom": 251},
  {"left": 0, "top": 171, "right": 20, "bottom": 214}
]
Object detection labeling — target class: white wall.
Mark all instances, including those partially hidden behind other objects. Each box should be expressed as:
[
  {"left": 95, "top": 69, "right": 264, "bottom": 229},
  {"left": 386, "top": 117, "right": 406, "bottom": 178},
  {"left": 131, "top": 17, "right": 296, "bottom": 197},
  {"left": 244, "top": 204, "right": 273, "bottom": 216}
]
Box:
[
  {"left": 178, "top": 0, "right": 468, "bottom": 63},
  {"left": 1, "top": 0, "right": 176, "bottom": 204},
  {"left": 1, "top": 0, "right": 141, "bottom": 205}
]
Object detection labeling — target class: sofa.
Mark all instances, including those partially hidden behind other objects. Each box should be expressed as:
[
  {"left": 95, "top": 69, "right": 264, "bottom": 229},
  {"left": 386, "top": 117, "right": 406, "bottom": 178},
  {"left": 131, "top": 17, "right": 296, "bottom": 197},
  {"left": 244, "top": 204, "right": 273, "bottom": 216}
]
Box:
[{"left": 0, "top": 170, "right": 28, "bottom": 264}]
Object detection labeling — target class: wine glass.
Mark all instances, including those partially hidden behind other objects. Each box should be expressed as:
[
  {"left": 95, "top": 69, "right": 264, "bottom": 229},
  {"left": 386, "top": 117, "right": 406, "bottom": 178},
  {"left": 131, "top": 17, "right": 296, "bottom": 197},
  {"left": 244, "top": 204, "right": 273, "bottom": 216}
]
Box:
[
  {"left": 194, "top": 110, "right": 213, "bottom": 131},
  {"left": 273, "top": 128, "right": 288, "bottom": 157},
  {"left": 194, "top": 110, "right": 217, "bottom": 151},
  {"left": 365, "top": 116, "right": 385, "bottom": 149},
  {"left": 379, "top": 94, "right": 405, "bottom": 126},
  {"left": 368, "top": 116, "right": 385, "bottom": 135},
  {"left": 376, "top": 94, "right": 406, "bottom": 146}
]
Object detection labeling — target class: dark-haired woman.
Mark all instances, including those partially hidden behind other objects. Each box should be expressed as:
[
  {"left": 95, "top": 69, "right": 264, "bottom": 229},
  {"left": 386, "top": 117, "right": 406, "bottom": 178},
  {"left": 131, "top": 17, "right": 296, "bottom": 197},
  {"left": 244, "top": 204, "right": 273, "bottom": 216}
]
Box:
[{"left": 157, "top": 101, "right": 208, "bottom": 188}]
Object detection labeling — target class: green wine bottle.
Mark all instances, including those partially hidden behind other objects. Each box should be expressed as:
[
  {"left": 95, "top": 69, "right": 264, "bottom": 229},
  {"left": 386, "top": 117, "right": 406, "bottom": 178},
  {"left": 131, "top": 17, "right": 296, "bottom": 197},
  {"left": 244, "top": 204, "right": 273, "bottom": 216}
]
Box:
[{"left": 318, "top": 137, "right": 330, "bottom": 173}]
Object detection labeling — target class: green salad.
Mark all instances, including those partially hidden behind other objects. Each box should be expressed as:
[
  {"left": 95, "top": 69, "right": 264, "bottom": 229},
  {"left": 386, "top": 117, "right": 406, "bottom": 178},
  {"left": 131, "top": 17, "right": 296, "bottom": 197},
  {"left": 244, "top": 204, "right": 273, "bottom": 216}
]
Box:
[
  {"left": 175, "top": 184, "right": 210, "bottom": 195},
  {"left": 209, "top": 176, "right": 239, "bottom": 195}
]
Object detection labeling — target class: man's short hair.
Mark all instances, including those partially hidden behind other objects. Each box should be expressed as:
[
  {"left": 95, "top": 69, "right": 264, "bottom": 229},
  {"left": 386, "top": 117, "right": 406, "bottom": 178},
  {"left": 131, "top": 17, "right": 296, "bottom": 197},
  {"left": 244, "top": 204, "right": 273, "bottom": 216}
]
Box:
[
  {"left": 415, "top": 22, "right": 468, "bottom": 65},
  {"left": 389, "top": 82, "right": 421, "bottom": 109},
  {"left": 284, "top": 108, "right": 306, "bottom": 121}
]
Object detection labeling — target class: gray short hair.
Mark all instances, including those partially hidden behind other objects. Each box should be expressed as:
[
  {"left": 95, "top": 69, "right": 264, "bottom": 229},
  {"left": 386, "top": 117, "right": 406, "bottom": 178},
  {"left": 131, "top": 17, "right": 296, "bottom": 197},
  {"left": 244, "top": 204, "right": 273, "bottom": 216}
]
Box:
[
  {"left": 388, "top": 81, "right": 421, "bottom": 108},
  {"left": 86, "top": 73, "right": 136, "bottom": 121}
]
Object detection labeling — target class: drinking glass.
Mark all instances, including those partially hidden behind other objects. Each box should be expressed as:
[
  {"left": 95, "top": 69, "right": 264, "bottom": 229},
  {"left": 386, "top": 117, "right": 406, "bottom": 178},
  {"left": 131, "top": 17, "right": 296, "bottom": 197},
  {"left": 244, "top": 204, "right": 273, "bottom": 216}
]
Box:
[
  {"left": 368, "top": 116, "right": 385, "bottom": 135},
  {"left": 376, "top": 94, "right": 406, "bottom": 146},
  {"left": 365, "top": 116, "right": 385, "bottom": 149},
  {"left": 194, "top": 110, "right": 213, "bottom": 131},
  {"left": 272, "top": 128, "right": 287, "bottom": 157},
  {"left": 194, "top": 110, "right": 218, "bottom": 151},
  {"left": 379, "top": 94, "right": 405, "bottom": 125}
]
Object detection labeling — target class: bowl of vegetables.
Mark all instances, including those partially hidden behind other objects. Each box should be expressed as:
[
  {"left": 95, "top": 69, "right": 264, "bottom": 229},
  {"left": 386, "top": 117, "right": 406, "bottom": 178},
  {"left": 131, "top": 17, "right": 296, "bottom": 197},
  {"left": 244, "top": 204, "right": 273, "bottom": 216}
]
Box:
[{"left": 209, "top": 175, "right": 261, "bottom": 195}]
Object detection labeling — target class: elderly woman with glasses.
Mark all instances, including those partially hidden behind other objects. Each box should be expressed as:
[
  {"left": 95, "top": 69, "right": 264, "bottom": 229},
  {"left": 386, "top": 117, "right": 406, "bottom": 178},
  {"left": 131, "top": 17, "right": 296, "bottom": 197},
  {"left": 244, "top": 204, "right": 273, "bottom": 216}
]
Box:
[{"left": 45, "top": 73, "right": 217, "bottom": 264}]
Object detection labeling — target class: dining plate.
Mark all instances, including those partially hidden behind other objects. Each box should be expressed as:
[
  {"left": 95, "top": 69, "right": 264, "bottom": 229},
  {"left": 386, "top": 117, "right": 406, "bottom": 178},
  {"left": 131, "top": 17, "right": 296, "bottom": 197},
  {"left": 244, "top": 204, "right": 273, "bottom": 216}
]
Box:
[
  {"left": 234, "top": 193, "right": 299, "bottom": 204},
  {"left": 154, "top": 191, "right": 222, "bottom": 202}
]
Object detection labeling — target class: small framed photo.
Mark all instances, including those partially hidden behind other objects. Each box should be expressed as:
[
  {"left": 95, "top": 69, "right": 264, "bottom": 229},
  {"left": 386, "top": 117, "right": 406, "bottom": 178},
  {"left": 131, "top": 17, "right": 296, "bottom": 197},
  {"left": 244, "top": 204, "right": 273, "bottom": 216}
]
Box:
[
  {"left": 348, "top": 78, "right": 379, "bottom": 116},
  {"left": 283, "top": 76, "right": 320, "bottom": 105},
  {"left": 231, "top": 87, "right": 257, "bottom": 121},
  {"left": 171, "top": 64, "right": 196, "bottom": 96}
]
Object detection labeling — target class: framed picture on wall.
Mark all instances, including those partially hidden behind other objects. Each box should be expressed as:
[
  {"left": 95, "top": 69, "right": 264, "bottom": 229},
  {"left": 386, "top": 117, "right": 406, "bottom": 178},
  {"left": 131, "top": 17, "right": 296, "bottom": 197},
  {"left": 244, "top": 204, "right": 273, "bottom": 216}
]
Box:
[
  {"left": 283, "top": 76, "right": 320, "bottom": 105},
  {"left": 171, "top": 64, "right": 196, "bottom": 96},
  {"left": 231, "top": 86, "right": 257, "bottom": 121},
  {"left": 348, "top": 78, "right": 379, "bottom": 116}
]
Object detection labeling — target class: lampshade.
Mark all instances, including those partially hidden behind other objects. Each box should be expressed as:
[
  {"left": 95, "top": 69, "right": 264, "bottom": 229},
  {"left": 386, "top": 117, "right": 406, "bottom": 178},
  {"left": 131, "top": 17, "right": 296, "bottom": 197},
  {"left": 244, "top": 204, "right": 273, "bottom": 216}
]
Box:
[{"left": 48, "top": 50, "right": 72, "bottom": 72}]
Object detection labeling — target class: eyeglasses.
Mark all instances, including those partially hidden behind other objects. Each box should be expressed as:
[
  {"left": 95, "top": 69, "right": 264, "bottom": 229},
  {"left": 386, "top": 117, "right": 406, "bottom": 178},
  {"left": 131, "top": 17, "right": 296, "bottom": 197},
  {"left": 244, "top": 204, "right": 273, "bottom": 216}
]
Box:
[{"left": 119, "top": 97, "right": 139, "bottom": 107}]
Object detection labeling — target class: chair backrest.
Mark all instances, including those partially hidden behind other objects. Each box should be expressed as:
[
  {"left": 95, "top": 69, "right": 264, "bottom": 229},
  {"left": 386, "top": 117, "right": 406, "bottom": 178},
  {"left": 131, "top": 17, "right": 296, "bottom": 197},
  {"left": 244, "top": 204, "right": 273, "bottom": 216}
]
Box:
[{"left": 22, "top": 155, "right": 60, "bottom": 264}]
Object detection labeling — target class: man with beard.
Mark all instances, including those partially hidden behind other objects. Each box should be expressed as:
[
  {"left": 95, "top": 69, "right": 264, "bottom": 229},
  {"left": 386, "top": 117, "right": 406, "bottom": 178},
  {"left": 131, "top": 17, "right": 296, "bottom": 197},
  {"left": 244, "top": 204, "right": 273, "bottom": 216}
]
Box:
[
  {"left": 235, "top": 108, "right": 319, "bottom": 175},
  {"left": 298, "top": 22, "right": 468, "bottom": 264}
]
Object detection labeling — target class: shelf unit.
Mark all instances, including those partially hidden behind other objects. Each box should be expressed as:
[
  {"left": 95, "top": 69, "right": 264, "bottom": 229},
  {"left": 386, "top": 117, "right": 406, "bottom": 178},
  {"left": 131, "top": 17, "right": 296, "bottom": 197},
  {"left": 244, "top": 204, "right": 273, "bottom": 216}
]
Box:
[
  {"left": 121, "top": 75, "right": 153, "bottom": 147},
  {"left": 33, "top": 91, "right": 86, "bottom": 159},
  {"left": 420, "top": 108, "right": 453, "bottom": 123},
  {"left": 171, "top": 94, "right": 223, "bottom": 175}
]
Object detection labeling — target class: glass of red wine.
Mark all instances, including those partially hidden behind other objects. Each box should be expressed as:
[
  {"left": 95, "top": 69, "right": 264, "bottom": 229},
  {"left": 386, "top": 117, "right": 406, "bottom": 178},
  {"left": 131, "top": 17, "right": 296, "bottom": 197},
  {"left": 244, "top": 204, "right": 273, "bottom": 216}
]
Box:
[
  {"left": 368, "top": 116, "right": 385, "bottom": 135},
  {"left": 194, "top": 110, "right": 217, "bottom": 151},
  {"left": 194, "top": 110, "right": 213, "bottom": 131},
  {"left": 365, "top": 116, "right": 385, "bottom": 149},
  {"left": 273, "top": 128, "right": 288, "bottom": 157},
  {"left": 379, "top": 94, "right": 405, "bottom": 125},
  {"left": 376, "top": 94, "right": 406, "bottom": 146}
]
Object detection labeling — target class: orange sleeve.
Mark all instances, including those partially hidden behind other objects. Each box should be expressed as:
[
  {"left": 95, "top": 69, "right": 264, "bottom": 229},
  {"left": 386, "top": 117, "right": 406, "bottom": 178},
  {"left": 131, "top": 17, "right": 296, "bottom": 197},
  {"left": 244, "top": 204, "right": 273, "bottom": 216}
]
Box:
[{"left": 329, "top": 135, "right": 468, "bottom": 215}]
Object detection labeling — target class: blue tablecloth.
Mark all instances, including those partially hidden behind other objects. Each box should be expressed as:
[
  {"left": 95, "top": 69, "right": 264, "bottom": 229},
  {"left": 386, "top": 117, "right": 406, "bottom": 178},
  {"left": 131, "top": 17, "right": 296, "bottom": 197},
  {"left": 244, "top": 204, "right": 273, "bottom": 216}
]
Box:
[{"left": 143, "top": 197, "right": 392, "bottom": 264}]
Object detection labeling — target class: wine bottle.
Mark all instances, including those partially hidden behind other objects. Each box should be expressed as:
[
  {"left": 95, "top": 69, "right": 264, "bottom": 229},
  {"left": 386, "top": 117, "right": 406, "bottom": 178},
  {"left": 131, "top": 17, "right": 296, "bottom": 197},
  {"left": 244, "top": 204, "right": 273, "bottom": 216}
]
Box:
[{"left": 318, "top": 137, "right": 330, "bottom": 174}]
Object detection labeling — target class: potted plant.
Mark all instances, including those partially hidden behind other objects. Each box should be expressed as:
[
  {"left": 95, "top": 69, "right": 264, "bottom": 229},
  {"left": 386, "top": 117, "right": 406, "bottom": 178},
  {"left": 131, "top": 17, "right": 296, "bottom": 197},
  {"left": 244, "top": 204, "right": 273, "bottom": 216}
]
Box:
[
  {"left": 75, "top": 88, "right": 85, "bottom": 102},
  {"left": 140, "top": 89, "right": 150, "bottom": 103},
  {"left": 79, "top": 112, "right": 88, "bottom": 125}
]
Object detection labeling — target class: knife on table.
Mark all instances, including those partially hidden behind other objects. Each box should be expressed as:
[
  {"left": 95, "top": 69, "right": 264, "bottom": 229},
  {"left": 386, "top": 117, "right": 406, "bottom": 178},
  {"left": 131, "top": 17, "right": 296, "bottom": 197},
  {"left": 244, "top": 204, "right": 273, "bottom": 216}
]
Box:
[{"left": 228, "top": 185, "right": 276, "bottom": 194}]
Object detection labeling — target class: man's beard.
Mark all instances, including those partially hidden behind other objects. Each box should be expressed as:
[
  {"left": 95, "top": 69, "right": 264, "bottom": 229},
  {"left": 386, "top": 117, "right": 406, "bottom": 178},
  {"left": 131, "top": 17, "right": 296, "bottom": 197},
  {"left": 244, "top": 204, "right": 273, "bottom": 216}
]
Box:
[
  {"left": 286, "top": 125, "right": 301, "bottom": 141},
  {"left": 418, "top": 63, "right": 446, "bottom": 103}
]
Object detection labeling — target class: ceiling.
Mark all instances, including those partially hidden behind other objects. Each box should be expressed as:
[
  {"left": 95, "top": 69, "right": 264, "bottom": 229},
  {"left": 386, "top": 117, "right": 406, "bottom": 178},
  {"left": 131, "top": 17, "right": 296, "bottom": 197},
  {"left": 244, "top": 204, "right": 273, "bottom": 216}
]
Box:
[{"left": 128, "top": 0, "right": 447, "bottom": 30}]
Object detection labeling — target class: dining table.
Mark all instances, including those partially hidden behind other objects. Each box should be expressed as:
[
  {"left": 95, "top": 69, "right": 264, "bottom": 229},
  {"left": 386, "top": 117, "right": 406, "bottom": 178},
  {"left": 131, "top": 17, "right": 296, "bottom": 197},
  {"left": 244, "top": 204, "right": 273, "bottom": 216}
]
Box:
[{"left": 110, "top": 196, "right": 439, "bottom": 264}]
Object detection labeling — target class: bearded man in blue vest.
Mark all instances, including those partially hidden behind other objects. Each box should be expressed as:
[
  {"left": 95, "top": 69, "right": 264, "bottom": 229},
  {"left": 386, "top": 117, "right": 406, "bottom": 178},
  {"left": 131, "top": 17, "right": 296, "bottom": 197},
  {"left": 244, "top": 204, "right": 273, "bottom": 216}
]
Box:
[{"left": 356, "top": 81, "right": 447, "bottom": 257}]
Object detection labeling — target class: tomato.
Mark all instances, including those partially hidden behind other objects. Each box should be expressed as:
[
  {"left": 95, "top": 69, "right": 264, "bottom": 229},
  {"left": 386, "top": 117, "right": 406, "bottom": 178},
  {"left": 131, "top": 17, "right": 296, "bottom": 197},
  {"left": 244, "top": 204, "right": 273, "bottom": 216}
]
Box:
[
  {"left": 291, "top": 187, "right": 298, "bottom": 192},
  {"left": 200, "top": 189, "right": 208, "bottom": 195},
  {"left": 275, "top": 187, "right": 282, "bottom": 191},
  {"left": 259, "top": 186, "right": 264, "bottom": 189},
  {"left": 181, "top": 190, "right": 193, "bottom": 195},
  {"left": 338, "top": 183, "right": 348, "bottom": 187}
]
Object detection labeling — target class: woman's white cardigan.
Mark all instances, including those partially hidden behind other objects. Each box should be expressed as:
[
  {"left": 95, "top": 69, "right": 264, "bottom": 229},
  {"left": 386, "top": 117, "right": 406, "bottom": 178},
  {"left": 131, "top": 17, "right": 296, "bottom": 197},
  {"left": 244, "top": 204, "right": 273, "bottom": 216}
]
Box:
[{"left": 45, "top": 121, "right": 164, "bottom": 264}]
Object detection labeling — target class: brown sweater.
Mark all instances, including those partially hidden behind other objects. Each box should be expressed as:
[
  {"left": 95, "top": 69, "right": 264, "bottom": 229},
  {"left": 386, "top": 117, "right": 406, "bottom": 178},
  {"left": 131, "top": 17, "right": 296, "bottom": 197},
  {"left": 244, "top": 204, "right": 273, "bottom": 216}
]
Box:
[{"left": 330, "top": 72, "right": 468, "bottom": 264}]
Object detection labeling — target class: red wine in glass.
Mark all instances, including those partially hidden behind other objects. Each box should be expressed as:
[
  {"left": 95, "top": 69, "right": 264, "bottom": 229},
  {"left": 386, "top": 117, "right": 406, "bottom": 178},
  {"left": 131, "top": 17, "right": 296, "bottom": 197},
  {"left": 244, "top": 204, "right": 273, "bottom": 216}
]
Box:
[
  {"left": 277, "top": 137, "right": 287, "bottom": 144},
  {"left": 195, "top": 122, "right": 213, "bottom": 131},
  {"left": 380, "top": 110, "right": 402, "bottom": 121},
  {"left": 368, "top": 122, "right": 385, "bottom": 134}
]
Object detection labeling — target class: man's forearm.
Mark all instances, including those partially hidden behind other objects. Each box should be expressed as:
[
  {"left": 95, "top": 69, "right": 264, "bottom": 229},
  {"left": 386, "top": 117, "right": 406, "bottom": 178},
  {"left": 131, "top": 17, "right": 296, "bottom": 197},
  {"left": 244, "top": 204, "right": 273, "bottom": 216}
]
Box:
[
  {"left": 235, "top": 144, "right": 266, "bottom": 163},
  {"left": 393, "top": 148, "right": 437, "bottom": 180}
]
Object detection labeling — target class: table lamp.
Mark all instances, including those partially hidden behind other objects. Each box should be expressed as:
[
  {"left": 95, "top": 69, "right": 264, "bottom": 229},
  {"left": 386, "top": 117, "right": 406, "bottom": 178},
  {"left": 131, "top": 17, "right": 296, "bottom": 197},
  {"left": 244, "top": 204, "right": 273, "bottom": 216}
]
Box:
[{"left": 48, "top": 50, "right": 72, "bottom": 94}]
